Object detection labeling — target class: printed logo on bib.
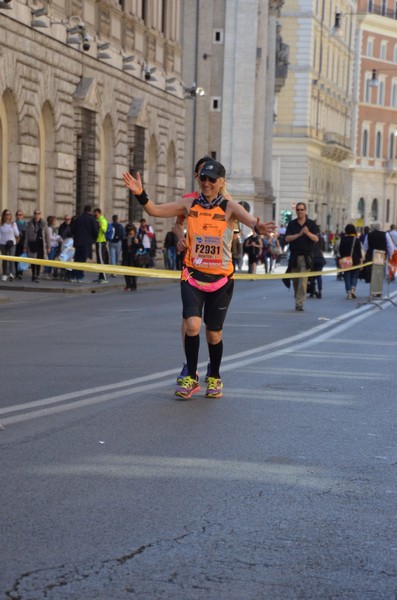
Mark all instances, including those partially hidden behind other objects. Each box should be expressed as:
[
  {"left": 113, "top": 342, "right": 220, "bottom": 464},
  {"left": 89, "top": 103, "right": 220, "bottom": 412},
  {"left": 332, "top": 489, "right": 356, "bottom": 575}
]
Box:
[{"left": 192, "top": 234, "right": 222, "bottom": 268}]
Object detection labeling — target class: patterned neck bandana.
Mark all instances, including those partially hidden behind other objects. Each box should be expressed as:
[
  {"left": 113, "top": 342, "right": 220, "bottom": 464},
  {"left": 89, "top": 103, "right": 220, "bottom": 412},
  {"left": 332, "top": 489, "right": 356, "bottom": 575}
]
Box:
[{"left": 197, "top": 193, "right": 224, "bottom": 209}]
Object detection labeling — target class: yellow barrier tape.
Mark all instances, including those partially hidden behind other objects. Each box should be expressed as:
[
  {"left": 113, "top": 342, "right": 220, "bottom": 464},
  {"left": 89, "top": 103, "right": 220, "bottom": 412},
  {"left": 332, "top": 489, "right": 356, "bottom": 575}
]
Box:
[{"left": 0, "top": 254, "right": 373, "bottom": 281}]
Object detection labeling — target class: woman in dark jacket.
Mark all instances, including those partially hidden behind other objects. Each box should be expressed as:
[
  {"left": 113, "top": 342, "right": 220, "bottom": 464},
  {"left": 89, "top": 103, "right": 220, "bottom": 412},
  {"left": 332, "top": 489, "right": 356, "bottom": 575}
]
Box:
[
  {"left": 121, "top": 224, "right": 143, "bottom": 291},
  {"left": 24, "top": 209, "right": 51, "bottom": 283},
  {"left": 339, "top": 223, "right": 363, "bottom": 299}
]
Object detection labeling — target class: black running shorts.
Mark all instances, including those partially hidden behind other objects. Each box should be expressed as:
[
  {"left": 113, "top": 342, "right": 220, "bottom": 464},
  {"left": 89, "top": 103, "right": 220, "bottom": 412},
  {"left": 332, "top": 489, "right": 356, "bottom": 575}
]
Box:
[{"left": 180, "top": 278, "right": 234, "bottom": 331}]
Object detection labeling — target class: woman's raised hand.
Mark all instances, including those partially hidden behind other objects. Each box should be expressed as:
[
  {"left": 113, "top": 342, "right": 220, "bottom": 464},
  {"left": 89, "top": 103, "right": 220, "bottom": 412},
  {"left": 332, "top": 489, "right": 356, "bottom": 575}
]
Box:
[{"left": 123, "top": 171, "right": 143, "bottom": 195}]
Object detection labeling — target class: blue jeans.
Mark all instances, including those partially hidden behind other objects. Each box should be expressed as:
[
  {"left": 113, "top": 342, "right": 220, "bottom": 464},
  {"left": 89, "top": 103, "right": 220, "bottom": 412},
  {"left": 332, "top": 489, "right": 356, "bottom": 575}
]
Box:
[
  {"left": 109, "top": 241, "right": 122, "bottom": 266},
  {"left": 44, "top": 247, "right": 57, "bottom": 274},
  {"left": 165, "top": 247, "right": 176, "bottom": 270},
  {"left": 343, "top": 268, "right": 359, "bottom": 293}
]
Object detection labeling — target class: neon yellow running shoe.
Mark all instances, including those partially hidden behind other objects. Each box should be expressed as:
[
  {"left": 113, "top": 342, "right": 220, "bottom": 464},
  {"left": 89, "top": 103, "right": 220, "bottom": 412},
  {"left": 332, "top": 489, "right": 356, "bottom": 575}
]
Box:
[
  {"left": 205, "top": 377, "right": 223, "bottom": 398},
  {"left": 175, "top": 375, "right": 200, "bottom": 400}
]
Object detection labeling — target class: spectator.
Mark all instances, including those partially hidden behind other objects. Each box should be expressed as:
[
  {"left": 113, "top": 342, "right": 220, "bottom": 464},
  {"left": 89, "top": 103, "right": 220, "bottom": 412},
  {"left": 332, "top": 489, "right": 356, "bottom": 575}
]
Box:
[
  {"left": 278, "top": 224, "right": 286, "bottom": 251},
  {"left": 0, "top": 209, "right": 20, "bottom": 281},
  {"left": 44, "top": 216, "right": 62, "bottom": 279},
  {"left": 163, "top": 228, "right": 178, "bottom": 270},
  {"left": 138, "top": 218, "right": 155, "bottom": 267},
  {"left": 333, "top": 233, "right": 343, "bottom": 281},
  {"left": 307, "top": 235, "right": 326, "bottom": 299},
  {"left": 93, "top": 208, "right": 110, "bottom": 283},
  {"left": 121, "top": 224, "right": 142, "bottom": 291},
  {"left": 363, "top": 222, "right": 394, "bottom": 283},
  {"left": 109, "top": 214, "right": 125, "bottom": 272},
  {"left": 15, "top": 209, "right": 26, "bottom": 279},
  {"left": 268, "top": 233, "right": 282, "bottom": 273},
  {"left": 386, "top": 224, "right": 397, "bottom": 281},
  {"left": 245, "top": 232, "right": 263, "bottom": 274},
  {"left": 261, "top": 235, "right": 271, "bottom": 273},
  {"left": 339, "top": 223, "right": 363, "bottom": 299},
  {"left": 57, "top": 214, "right": 73, "bottom": 281},
  {"left": 358, "top": 226, "right": 370, "bottom": 282},
  {"left": 58, "top": 215, "right": 72, "bottom": 240},
  {"left": 231, "top": 230, "right": 242, "bottom": 270},
  {"left": 70, "top": 205, "right": 99, "bottom": 283},
  {"left": 285, "top": 202, "right": 319, "bottom": 311},
  {"left": 24, "top": 209, "right": 50, "bottom": 283}
]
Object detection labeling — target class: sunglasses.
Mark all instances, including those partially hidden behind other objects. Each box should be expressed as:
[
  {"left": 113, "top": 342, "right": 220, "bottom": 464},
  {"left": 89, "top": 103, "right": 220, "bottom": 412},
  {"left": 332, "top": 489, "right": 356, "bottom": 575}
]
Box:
[
  {"left": 296, "top": 208, "right": 305, "bottom": 212},
  {"left": 199, "top": 175, "right": 218, "bottom": 184}
]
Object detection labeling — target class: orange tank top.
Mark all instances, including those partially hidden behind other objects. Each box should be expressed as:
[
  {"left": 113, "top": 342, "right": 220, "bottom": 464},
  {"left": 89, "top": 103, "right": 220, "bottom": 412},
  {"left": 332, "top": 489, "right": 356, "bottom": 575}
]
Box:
[{"left": 184, "top": 196, "right": 234, "bottom": 278}]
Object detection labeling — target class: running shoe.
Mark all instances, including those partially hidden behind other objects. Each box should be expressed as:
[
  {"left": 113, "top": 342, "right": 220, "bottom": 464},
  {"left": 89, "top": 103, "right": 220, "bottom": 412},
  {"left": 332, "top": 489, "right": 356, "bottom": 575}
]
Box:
[
  {"left": 177, "top": 363, "right": 199, "bottom": 384},
  {"left": 175, "top": 375, "right": 200, "bottom": 400},
  {"left": 205, "top": 377, "right": 223, "bottom": 399}
]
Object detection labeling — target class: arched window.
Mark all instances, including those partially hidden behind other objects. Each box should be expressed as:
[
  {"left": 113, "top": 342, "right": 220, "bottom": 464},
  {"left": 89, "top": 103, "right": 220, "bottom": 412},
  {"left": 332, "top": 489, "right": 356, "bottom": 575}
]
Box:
[
  {"left": 389, "top": 132, "right": 395, "bottom": 159},
  {"left": 378, "top": 80, "right": 385, "bottom": 105},
  {"left": 371, "top": 198, "right": 378, "bottom": 221},
  {"left": 382, "top": 0, "right": 387, "bottom": 15},
  {"left": 392, "top": 81, "right": 397, "bottom": 107},
  {"left": 362, "top": 130, "right": 368, "bottom": 156},
  {"left": 376, "top": 131, "right": 382, "bottom": 158}
]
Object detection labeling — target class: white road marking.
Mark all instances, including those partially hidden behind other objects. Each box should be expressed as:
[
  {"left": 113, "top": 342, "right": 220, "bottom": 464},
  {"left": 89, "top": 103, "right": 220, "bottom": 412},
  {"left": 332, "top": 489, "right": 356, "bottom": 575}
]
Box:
[{"left": 1, "top": 294, "right": 396, "bottom": 426}]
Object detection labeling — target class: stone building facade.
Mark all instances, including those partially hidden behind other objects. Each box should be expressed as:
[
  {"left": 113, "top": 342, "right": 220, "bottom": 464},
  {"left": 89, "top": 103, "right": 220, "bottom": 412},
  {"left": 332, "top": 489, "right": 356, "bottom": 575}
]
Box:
[
  {"left": 181, "top": 0, "right": 286, "bottom": 228},
  {"left": 273, "top": 0, "right": 355, "bottom": 233},
  {"left": 0, "top": 0, "right": 185, "bottom": 239},
  {"left": 350, "top": 0, "right": 397, "bottom": 229}
]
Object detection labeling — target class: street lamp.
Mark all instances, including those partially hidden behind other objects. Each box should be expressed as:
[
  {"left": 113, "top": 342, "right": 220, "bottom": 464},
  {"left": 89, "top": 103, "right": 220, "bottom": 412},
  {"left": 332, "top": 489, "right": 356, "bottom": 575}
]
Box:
[
  {"left": 184, "top": 83, "right": 205, "bottom": 99},
  {"left": 58, "top": 16, "right": 92, "bottom": 52}
]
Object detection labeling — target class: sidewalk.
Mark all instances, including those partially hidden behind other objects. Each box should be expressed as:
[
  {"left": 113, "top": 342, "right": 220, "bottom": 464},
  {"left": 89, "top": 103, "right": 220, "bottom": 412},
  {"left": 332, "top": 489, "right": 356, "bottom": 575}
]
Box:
[{"left": 0, "top": 272, "right": 178, "bottom": 303}]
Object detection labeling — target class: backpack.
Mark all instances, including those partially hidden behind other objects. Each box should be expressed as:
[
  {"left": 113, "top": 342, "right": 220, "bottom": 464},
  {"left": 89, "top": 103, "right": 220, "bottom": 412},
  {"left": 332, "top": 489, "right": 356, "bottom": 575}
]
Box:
[
  {"left": 112, "top": 222, "right": 124, "bottom": 243},
  {"left": 105, "top": 222, "right": 115, "bottom": 242}
]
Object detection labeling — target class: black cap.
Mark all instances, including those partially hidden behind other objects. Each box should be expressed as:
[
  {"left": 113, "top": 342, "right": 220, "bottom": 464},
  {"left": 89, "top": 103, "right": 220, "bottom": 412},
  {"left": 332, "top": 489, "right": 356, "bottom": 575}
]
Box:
[{"left": 199, "top": 160, "right": 226, "bottom": 180}]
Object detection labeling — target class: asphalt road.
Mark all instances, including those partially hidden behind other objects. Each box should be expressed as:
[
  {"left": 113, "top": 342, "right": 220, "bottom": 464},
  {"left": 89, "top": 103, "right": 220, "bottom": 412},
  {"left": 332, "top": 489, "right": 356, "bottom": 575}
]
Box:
[{"left": 1, "top": 272, "right": 396, "bottom": 600}]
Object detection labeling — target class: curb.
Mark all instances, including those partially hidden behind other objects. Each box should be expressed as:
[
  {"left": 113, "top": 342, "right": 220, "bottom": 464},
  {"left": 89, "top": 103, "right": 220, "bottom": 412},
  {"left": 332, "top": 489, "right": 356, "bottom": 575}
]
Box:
[{"left": 0, "top": 276, "right": 177, "bottom": 298}]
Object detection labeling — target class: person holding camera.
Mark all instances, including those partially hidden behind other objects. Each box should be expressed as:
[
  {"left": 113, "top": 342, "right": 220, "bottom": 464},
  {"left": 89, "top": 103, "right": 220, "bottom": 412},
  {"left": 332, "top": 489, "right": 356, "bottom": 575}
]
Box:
[
  {"left": 138, "top": 218, "right": 156, "bottom": 267},
  {"left": 0, "top": 209, "right": 20, "bottom": 281}
]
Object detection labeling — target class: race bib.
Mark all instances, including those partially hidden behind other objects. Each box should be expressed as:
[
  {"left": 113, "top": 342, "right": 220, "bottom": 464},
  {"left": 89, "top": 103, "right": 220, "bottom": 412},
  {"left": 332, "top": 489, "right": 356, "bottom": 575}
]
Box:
[{"left": 191, "top": 234, "right": 222, "bottom": 268}]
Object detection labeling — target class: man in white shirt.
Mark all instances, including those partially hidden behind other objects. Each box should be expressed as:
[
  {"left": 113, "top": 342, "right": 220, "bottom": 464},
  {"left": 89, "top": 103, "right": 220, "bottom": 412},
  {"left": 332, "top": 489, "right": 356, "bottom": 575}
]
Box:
[{"left": 138, "top": 218, "right": 155, "bottom": 266}]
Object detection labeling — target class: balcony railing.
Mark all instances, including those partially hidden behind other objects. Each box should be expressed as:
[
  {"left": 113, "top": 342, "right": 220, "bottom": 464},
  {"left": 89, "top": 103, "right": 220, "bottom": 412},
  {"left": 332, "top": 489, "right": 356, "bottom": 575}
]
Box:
[
  {"left": 366, "top": 3, "right": 397, "bottom": 21},
  {"left": 322, "top": 132, "right": 353, "bottom": 162}
]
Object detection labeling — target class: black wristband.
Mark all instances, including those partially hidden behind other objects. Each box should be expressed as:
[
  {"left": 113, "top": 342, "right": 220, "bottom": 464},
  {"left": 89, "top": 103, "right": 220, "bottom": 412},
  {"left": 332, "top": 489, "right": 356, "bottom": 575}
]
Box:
[
  {"left": 254, "top": 223, "right": 260, "bottom": 235},
  {"left": 135, "top": 190, "right": 149, "bottom": 206}
]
